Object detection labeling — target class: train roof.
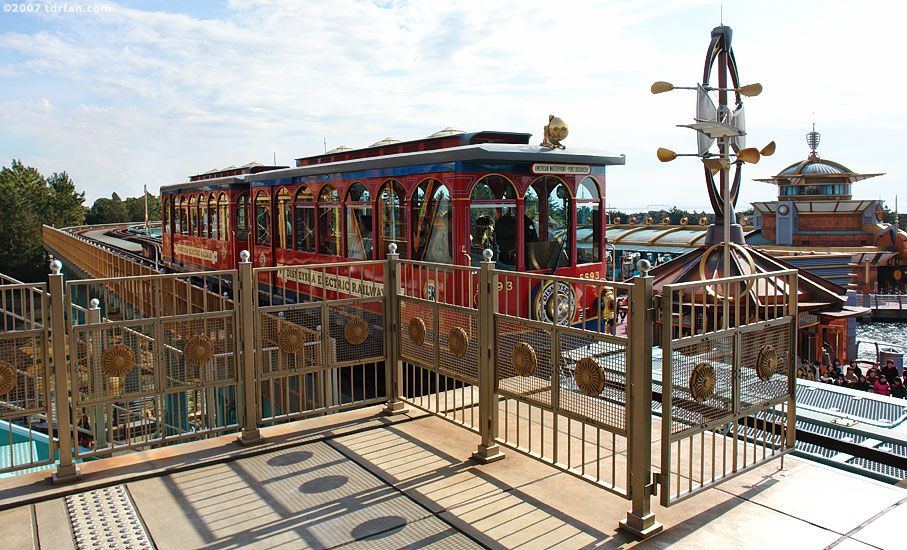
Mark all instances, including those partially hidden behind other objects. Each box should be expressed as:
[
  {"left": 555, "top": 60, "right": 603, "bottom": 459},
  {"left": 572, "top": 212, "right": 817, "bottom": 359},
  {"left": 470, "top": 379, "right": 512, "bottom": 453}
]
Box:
[{"left": 245, "top": 141, "right": 626, "bottom": 184}]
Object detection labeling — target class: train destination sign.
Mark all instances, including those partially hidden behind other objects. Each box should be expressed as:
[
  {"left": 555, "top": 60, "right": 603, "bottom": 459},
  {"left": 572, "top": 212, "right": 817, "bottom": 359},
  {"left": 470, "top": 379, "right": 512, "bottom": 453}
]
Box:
[
  {"left": 276, "top": 265, "right": 384, "bottom": 297},
  {"left": 174, "top": 244, "right": 217, "bottom": 263},
  {"left": 531, "top": 163, "right": 591, "bottom": 175}
]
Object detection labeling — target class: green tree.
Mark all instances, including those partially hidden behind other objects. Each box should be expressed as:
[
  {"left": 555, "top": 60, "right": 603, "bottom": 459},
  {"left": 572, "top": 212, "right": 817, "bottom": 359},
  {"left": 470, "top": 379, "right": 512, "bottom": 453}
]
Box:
[
  {"left": 124, "top": 194, "right": 161, "bottom": 223},
  {"left": 87, "top": 193, "right": 128, "bottom": 224},
  {"left": 0, "top": 160, "right": 86, "bottom": 281}
]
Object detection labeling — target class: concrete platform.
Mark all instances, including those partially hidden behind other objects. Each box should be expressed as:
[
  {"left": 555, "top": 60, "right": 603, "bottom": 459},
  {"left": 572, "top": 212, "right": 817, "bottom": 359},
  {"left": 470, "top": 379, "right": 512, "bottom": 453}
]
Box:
[{"left": 0, "top": 405, "right": 904, "bottom": 549}]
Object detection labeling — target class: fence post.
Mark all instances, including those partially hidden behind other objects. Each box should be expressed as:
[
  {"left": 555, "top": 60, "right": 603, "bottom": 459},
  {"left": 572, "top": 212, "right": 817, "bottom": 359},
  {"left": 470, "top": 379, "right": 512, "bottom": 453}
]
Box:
[
  {"left": 620, "top": 260, "right": 661, "bottom": 537},
  {"left": 786, "top": 271, "right": 798, "bottom": 451},
  {"left": 49, "top": 260, "right": 80, "bottom": 483},
  {"left": 87, "top": 299, "right": 108, "bottom": 450},
  {"left": 384, "top": 244, "right": 406, "bottom": 414},
  {"left": 237, "top": 251, "right": 263, "bottom": 445},
  {"left": 473, "top": 249, "right": 504, "bottom": 463}
]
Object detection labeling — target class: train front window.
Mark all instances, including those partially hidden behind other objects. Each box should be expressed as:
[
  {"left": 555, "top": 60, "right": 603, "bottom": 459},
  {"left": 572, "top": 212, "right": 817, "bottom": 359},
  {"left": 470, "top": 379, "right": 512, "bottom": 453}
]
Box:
[
  {"left": 469, "top": 175, "right": 517, "bottom": 269},
  {"left": 318, "top": 185, "right": 341, "bottom": 256},
  {"left": 254, "top": 190, "right": 271, "bottom": 247},
  {"left": 188, "top": 195, "right": 198, "bottom": 236},
  {"left": 523, "top": 176, "right": 571, "bottom": 271},
  {"left": 345, "top": 182, "right": 372, "bottom": 260},
  {"left": 294, "top": 186, "right": 315, "bottom": 253},
  {"left": 275, "top": 187, "right": 291, "bottom": 249},
  {"left": 377, "top": 180, "right": 407, "bottom": 259},
  {"left": 576, "top": 177, "right": 602, "bottom": 264},
  {"left": 412, "top": 179, "right": 452, "bottom": 263}
]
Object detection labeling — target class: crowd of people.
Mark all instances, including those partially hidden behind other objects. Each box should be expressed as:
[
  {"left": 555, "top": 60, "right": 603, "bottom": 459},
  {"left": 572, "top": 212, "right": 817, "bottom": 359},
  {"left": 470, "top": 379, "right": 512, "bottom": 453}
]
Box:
[{"left": 797, "top": 358, "right": 907, "bottom": 398}]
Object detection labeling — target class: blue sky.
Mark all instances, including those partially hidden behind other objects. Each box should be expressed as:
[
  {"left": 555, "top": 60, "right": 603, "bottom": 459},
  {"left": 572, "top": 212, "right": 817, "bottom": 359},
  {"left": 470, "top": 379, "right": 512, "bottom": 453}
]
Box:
[{"left": 0, "top": 0, "right": 904, "bottom": 211}]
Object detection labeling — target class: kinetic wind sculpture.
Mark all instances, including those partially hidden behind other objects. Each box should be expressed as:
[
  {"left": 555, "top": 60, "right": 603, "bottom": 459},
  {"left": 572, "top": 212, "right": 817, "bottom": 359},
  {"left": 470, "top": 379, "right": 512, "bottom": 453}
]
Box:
[{"left": 652, "top": 25, "right": 775, "bottom": 274}]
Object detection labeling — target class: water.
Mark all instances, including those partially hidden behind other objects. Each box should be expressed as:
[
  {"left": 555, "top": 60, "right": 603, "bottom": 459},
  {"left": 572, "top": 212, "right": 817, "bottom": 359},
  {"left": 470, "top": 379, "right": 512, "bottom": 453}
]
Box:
[{"left": 855, "top": 322, "right": 907, "bottom": 363}]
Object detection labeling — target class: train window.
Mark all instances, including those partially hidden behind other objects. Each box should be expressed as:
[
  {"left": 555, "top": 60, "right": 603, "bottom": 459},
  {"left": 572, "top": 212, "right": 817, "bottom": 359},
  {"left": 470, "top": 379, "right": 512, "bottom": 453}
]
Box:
[
  {"left": 523, "top": 176, "right": 571, "bottom": 271},
  {"left": 412, "top": 179, "right": 452, "bottom": 263},
  {"left": 177, "top": 197, "right": 185, "bottom": 235},
  {"left": 162, "top": 197, "right": 170, "bottom": 234},
  {"left": 199, "top": 194, "right": 208, "bottom": 238},
  {"left": 469, "top": 175, "right": 517, "bottom": 269},
  {"left": 576, "top": 177, "right": 601, "bottom": 264},
  {"left": 236, "top": 192, "right": 249, "bottom": 231},
  {"left": 318, "top": 185, "right": 341, "bottom": 255},
  {"left": 208, "top": 195, "right": 218, "bottom": 240},
  {"left": 275, "top": 187, "right": 292, "bottom": 250},
  {"left": 254, "top": 190, "right": 271, "bottom": 247},
  {"left": 345, "top": 182, "right": 372, "bottom": 260},
  {"left": 294, "top": 186, "right": 315, "bottom": 253},
  {"left": 377, "top": 180, "right": 406, "bottom": 259},
  {"left": 218, "top": 193, "right": 230, "bottom": 240},
  {"left": 188, "top": 195, "right": 198, "bottom": 236}
]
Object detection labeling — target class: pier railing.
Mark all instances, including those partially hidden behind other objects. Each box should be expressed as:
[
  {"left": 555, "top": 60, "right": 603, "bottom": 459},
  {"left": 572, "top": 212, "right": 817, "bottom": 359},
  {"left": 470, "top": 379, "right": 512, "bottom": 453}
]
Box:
[{"left": 14, "top": 233, "right": 798, "bottom": 537}]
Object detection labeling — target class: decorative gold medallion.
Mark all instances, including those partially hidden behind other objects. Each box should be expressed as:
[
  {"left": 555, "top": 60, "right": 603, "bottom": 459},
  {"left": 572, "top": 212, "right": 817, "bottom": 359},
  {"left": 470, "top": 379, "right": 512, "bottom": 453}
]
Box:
[
  {"left": 344, "top": 316, "right": 369, "bottom": 345},
  {"left": 575, "top": 357, "right": 605, "bottom": 397},
  {"left": 448, "top": 327, "right": 469, "bottom": 358},
  {"left": 278, "top": 325, "right": 306, "bottom": 354},
  {"left": 101, "top": 344, "right": 135, "bottom": 378},
  {"left": 183, "top": 335, "right": 214, "bottom": 367},
  {"left": 689, "top": 362, "right": 716, "bottom": 402},
  {"left": 408, "top": 317, "right": 426, "bottom": 346},
  {"left": 511, "top": 342, "right": 537, "bottom": 377},
  {"left": 756, "top": 344, "right": 778, "bottom": 382},
  {"left": 0, "top": 361, "right": 15, "bottom": 396}
]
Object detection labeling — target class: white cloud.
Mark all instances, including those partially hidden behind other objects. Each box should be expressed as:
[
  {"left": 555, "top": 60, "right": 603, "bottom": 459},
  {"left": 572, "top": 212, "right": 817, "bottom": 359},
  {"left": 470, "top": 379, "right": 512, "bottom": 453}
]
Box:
[{"left": 0, "top": 0, "right": 904, "bottom": 212}]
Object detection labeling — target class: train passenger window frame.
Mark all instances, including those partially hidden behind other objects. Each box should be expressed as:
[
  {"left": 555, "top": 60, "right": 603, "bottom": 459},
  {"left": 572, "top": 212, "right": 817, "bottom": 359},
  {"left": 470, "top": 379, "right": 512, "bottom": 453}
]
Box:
[
  {"left": 177, "top": 196, "right": 185, "bottom": 235},
  {"left": 218, "top": 193, "right": 230, "bottom": 241},
  {"left": 198, "top": 193, "right": 208, "bottom": 238},
  {"left": 317, "top": 185, "right": 342, "bottom": 256},
  {"left": 275, "top": 187, "right": 292, "bottom": 250},
  {"left": 468, "top": 174, "right": 517, "bottom": 269},
  {"left": 294, "top": 186, "right": 316, "bottom": 253},
  {"left": 345, "top": 182, "right": 373, "bottom": 260},
  {"left": 236, "top": 192, "right": 250, "bottom": 232},
  {"left": 162, "top": 197, "right": 170, "bottom": 234},
  {"left": 523, "top": 176, "right": 572, "bottom": 271},
  {"left": 254, "top": 190, "right": 271, "bottom": 248},
  {"left": 208, "top": 194, "right": 218, "bottom": 240},
  {"left": 376, "top": 180, "right": 407, "bottom": 260},
  {"left": 575, "top": 176, "right": 602, "bottom": 265},
  {"left": 188, "top": 195, "right": 198, "bottom": 237},
  {"left": 411, "top": 178, "right": 452, "bottom": 264}
]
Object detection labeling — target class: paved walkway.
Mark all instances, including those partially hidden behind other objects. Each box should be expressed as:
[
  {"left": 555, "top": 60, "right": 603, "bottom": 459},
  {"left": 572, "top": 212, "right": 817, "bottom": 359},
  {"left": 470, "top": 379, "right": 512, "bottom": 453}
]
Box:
[{"left": 0, "top": 406, "right": 905, "bottom": 549}]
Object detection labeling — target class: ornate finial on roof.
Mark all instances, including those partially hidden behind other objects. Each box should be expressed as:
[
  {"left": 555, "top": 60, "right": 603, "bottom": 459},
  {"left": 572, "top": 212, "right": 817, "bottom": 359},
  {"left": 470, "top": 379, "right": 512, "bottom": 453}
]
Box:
[{"left": 806, "top": 122, "right": 820, "bottom": 159}]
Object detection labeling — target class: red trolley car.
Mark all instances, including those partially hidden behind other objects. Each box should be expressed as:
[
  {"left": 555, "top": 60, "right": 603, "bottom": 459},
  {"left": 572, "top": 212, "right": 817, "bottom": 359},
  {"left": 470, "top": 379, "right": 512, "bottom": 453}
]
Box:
[{"left": 161, "top": 129, "right": 624, "bottom": 326}]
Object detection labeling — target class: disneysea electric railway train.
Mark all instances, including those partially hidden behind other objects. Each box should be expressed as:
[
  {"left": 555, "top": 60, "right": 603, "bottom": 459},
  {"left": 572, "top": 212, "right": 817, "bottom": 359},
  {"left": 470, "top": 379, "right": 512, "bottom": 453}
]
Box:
[{"left": 159, "top": 128, "right": 623, "bottom": 324}]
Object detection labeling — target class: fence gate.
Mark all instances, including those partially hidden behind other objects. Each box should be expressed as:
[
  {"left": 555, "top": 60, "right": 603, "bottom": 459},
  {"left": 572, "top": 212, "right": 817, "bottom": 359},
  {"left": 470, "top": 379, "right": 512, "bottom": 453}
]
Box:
[
  {"left": 396, "top": 260, "right": 481, "bottom": 432},
  {"left": 253, "top": 262, "right": 389, "bottom": 425},
  {"left": 0, "top": 280, "right": 54, "bottom": 475},
  {"left": 658, "top": 270, "right": 798, "bottom": 506}
]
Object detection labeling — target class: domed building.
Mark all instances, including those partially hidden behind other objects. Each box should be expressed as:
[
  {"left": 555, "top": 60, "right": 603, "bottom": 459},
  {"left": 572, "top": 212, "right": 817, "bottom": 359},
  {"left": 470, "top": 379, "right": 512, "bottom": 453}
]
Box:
[{"left": 748, "top": 126, "right": 907, "bottom": 293}]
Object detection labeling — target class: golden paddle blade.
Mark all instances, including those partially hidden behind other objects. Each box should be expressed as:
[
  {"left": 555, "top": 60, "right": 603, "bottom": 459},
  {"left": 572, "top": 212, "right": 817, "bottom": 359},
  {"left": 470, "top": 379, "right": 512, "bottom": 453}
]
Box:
[
  {"left": 651, "top": 81, "right": 674, "bottom": 94},
  {"left": 760, "top": 141, "right": 776, "bottom": 156},
  {"left": 736, "top": 148, "right": 761, "bottom": 164},
  {"left": 656, "top": 147, "right": 677, "bottom": 162},
  {"left": 737, "top": 83, "right": 763, "bottom": 97}
]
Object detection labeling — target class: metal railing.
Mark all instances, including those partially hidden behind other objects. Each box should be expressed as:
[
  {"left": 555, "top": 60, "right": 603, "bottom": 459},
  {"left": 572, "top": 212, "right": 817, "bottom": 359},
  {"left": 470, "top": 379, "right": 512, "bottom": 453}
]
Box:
[
  {"left": 24, "top": 227, "right": 801, "bottom": 537},
  {"left": 657, "top": 269, "right": 798, "bottom": 506}
]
